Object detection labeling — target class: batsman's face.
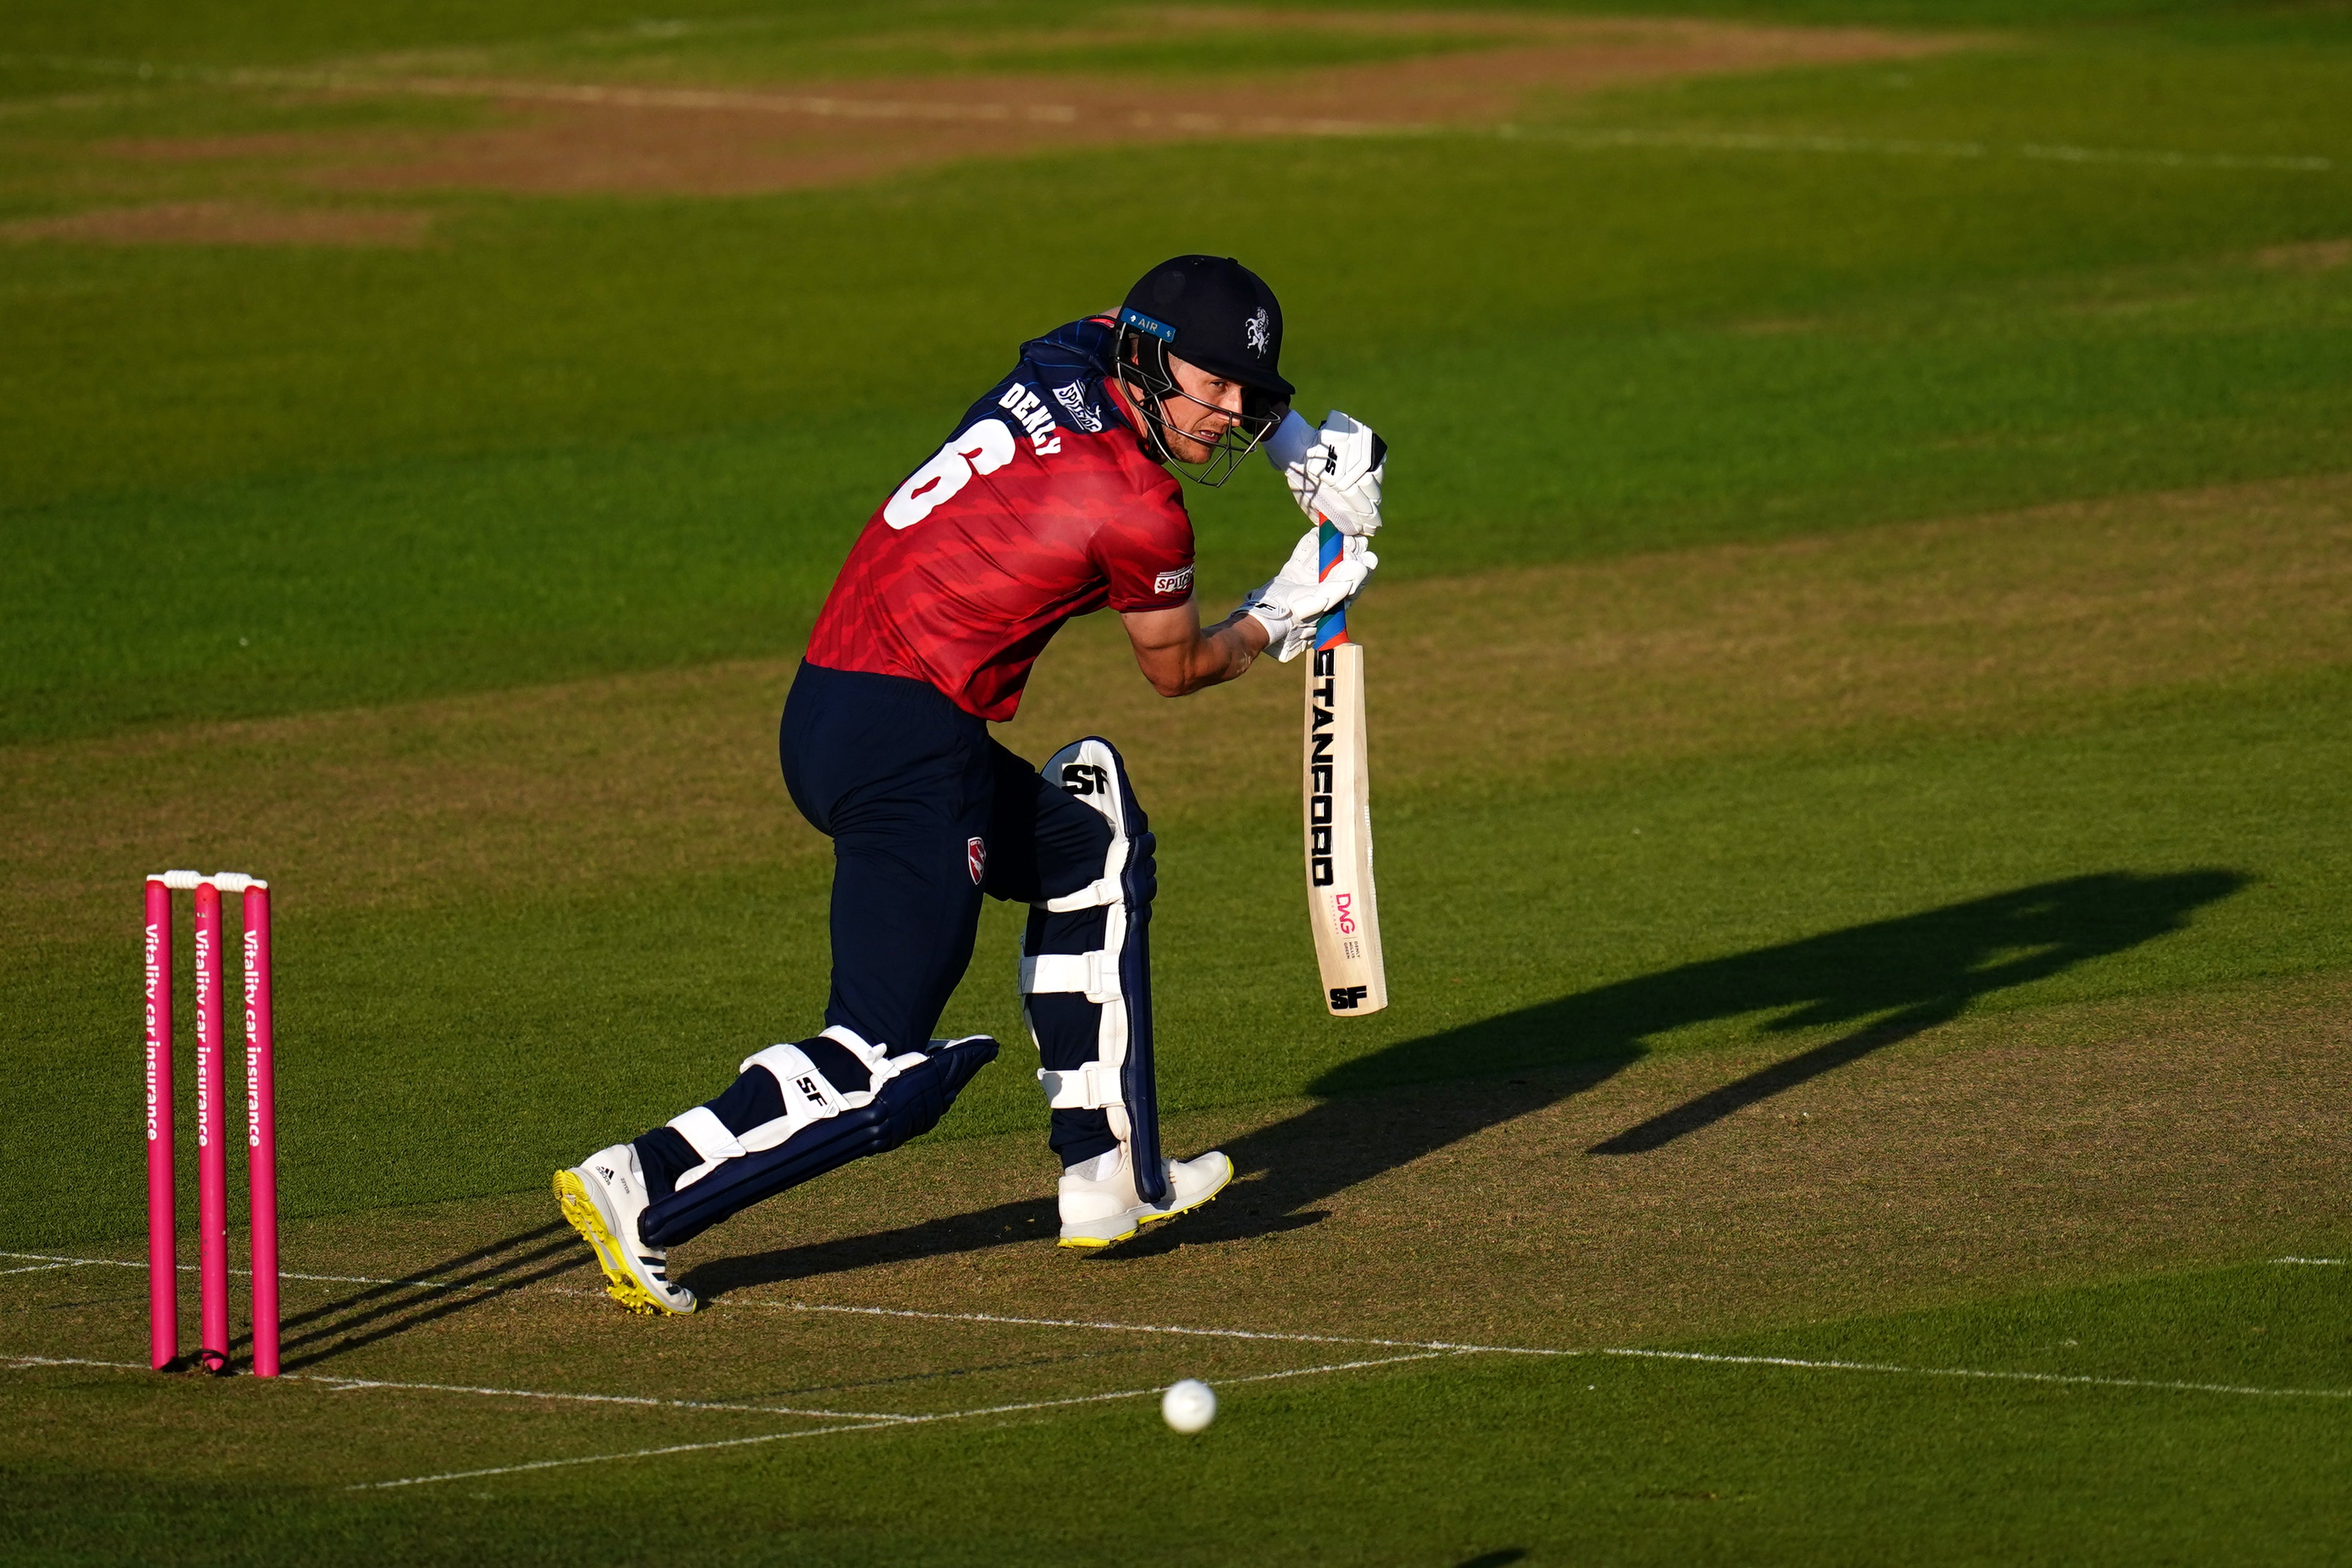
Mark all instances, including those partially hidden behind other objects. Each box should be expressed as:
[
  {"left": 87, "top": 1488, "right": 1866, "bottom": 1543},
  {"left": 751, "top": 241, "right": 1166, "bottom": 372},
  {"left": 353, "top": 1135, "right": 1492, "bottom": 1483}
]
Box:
[{"left": 1154, "top": 353, "right": 1246, "bottom": 465}]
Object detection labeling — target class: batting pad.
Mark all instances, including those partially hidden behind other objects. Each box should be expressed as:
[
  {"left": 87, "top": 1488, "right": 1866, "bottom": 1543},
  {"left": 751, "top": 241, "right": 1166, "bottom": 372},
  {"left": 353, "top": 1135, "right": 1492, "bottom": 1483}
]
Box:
[
  {"left": 636, "top": 1034, "right": 1000, "bottom": 1249},
  {"left": 1023, "top": 736, "right": 1167, "bottom": 1206}
]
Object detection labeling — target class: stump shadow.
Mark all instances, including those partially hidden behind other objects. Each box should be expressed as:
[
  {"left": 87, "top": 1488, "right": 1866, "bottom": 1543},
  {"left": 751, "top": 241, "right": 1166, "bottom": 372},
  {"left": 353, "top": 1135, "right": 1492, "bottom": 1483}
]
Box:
[
  {"left": 685, "top": 870, "right": 2242, "bottom": 1295},
  {"left": 275, "top": 1221, "right": 588, "bottom": 1372}
]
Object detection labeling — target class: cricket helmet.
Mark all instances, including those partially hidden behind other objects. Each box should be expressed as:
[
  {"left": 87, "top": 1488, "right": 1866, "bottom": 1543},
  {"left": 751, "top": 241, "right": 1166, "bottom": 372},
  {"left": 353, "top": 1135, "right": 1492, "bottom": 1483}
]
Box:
[{"left": 1114, "top": 255, "right": 1293, "bottom": 486}]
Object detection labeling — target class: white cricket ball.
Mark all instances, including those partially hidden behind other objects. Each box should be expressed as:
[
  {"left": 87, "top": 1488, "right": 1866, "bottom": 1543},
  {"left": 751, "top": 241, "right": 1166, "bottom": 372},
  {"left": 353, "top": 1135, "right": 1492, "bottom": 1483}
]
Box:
[{"left": 1161, "top": 1378, "right": 1217, "bottom": 1434}]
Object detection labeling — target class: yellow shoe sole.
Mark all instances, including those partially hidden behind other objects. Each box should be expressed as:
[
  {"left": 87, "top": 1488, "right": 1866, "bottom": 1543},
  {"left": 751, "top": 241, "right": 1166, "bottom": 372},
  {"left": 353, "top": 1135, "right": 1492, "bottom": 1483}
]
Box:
[
  {"left": 1055, "top": 1224, "right": 1135, "bottom": 1252},
  {"left": 1056, "top": 1159, "right": 1233, "bottom": 1251},
  {"left": 553, "top": 1169, "right": 694, "bottom": 1316}
]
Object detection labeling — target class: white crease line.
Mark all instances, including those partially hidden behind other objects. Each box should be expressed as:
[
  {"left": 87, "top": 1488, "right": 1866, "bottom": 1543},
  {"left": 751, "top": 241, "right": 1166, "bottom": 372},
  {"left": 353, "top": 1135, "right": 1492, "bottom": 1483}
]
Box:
[
  {"left": 0, "top": 1262, "right": 77, "bottom": 1277},
  {"left": 0, "top": 1251, "right": 531, "bottom": 1293},
  {"left": 2275, "top": 1257, "right": 2347, "bottom": 1266},
  {"left": 1592, "top": 1348, "right": 2352, "bottom": 1401},
  {"left": 20, "top": 1268, "right": 2352, "bottom": 1417},
  {"left": 349, "top": 1420, "right": 899, "bottom": 1490},
  {"left": 348, "top": 1351, "right": 1459, "bottom": 1490},
  {"left": 0, "top": 55, "right": 2330, "bottom": 169},
  {"left": 0, "top": 1354, "right": 905, "bottom": 1421},
  {"left": 301, "top": 1373, "right": 909, "bottom": 1422},
  {"left": 774, "top": 1301, "right": 2352, "bottom": 1402},
  {"left": 773, "top": 1300, "right": 1458, "bottom": 1351}
]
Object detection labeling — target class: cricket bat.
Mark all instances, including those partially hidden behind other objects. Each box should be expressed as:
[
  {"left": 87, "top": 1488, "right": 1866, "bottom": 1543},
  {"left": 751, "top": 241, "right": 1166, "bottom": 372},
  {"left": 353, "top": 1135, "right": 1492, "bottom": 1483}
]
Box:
[{"left": 1303, "top": 517, "right": 1388, "bottom": 1016}]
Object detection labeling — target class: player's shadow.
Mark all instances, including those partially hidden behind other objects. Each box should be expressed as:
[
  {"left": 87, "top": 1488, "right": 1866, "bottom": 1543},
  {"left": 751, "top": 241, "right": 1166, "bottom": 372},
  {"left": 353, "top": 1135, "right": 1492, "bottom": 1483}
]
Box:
[{"left": 685, "top": 869, "right": 2241, "bottom": 1292}]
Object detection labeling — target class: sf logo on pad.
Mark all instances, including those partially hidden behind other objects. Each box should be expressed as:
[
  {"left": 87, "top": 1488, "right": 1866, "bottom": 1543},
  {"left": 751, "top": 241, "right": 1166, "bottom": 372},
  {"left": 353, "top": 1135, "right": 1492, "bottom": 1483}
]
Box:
[{"left": 1060, "top": 763, "right": 1111, "bottom": 797}]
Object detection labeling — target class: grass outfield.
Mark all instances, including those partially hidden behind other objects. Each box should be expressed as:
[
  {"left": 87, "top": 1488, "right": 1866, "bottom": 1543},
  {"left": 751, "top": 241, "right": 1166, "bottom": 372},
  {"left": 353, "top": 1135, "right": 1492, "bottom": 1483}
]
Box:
[{"left": 4, "top": 1, "right": 2350, "bottom": 1561}]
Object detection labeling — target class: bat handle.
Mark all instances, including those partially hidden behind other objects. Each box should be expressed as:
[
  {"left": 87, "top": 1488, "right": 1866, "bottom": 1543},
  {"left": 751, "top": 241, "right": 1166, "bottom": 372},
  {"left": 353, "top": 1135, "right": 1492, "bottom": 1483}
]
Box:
[{"left": 1313, "top": 517, "right": 1350, "bottom": 649}]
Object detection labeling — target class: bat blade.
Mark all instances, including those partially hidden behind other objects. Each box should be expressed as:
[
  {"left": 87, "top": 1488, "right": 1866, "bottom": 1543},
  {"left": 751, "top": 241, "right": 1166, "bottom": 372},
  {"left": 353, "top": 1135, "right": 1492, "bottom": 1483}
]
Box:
[{"left": 1304, "top": 632, "right": 1388, "bottom": 1017}]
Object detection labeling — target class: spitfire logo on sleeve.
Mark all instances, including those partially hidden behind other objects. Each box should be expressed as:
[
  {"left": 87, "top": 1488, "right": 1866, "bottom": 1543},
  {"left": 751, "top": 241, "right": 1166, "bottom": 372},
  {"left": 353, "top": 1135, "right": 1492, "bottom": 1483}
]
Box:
[{"left": 1052, "top": 382, "right": 1105, "bottom": 432}]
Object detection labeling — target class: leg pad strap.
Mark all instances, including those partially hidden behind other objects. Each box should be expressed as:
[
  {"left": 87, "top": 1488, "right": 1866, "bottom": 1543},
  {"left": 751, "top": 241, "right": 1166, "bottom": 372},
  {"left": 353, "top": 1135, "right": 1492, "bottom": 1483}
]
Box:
[
  {"left": 1020, "top": 951, "right": 1121, "bottom": 1003},
  {"left": 1038, "top": 1061, "right": 1122, "bottom": 1110},
  {"left": 638, "top": 1035, "right": 999, "bottom": 1249},
  {"left": 667, "top": 1106, "right": 745, "bottom": 1166},
  {"left": 1043, "top": 876, "right": 1121, "bottom": 913}
]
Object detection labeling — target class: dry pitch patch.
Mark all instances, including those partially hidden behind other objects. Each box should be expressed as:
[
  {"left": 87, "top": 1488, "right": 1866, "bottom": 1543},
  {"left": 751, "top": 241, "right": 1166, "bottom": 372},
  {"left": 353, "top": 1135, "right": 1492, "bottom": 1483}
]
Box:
[
  {"left": 4, "top": 972, "right": 2345, "bottom": 1491},
  {"left": 4, "top": 476, "right": 2349, "bottom": 1492},
  {"left": 0, "top": 11, "right": 1957, "bottom": 235}
]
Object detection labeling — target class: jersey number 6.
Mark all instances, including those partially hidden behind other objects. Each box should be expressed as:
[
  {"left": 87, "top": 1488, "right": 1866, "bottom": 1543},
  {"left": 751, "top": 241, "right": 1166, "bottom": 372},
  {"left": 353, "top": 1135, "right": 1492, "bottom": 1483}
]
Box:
[{"left": 884, "top": 418, "right": 1017, "bottom": 530}]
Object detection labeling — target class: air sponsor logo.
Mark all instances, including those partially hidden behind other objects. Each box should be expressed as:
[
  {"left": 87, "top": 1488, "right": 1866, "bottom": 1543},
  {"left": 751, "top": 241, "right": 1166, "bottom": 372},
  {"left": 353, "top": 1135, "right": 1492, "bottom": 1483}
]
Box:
[
  {"left": 1307, "top": 647, "right": 1337, "bottom": 887},
  {"left": 1118, "top": 306, "right": 1176, "bottom": 342},
  {"left": 996, "top": 383, "right": 1065, "bottom": 456},
  {"left": 1152, "top": 566, "right": 1194, "bottom": 596},
  {"left": 1051, "top": 381, "right": 1104, "bottom": 433},
  {"left": 967, "top": 835, "right": 988, "bottom": 886}
]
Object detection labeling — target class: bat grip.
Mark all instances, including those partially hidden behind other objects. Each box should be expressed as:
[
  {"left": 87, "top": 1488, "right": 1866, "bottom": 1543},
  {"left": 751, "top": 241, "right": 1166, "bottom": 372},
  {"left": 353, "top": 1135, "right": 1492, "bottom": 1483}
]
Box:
[{"left": 1312, "top": 517, "right": 1350, "bottom": 649}]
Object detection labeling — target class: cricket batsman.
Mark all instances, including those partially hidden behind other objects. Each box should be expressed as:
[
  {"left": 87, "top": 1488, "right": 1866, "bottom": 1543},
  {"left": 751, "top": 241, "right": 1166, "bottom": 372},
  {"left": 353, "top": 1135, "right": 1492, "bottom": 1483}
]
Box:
[{"left": 555, "top": 255, "right": 1387, "bottom": 1314}]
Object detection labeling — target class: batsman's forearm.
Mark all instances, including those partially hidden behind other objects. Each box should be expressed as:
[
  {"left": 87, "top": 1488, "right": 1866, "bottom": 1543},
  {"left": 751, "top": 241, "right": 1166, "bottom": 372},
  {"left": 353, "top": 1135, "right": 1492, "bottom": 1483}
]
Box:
[
  {"left": 1144, "top": 613, "right": 1263, "bottom": 697},
  {"left": 1122, "top": 597, "right": 1270, "bottom": 696},
  {"left": 1181, "top": 613, "right": 1267, "bottom": 694},
  {"left": 1214, "top": 611, "right": 1271, "bottom": 677}
]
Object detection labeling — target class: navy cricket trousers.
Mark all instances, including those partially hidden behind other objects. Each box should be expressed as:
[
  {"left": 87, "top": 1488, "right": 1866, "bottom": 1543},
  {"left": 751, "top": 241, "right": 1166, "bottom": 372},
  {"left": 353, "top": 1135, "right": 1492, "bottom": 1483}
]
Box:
[{"left": 779, "top": 661, "right": 1132, "bottom": 1166}]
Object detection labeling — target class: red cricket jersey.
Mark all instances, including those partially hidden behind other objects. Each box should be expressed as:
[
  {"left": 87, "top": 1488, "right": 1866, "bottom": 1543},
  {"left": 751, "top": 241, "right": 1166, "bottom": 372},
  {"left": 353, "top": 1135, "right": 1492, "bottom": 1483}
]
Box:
[{"left": 803, "top": 316, "right": 1196, "bottom": 721}]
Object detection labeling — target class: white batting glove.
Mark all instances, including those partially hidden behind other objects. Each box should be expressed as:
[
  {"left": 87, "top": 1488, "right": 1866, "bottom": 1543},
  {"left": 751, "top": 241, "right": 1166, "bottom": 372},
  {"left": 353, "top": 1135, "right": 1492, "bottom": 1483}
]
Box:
[
  {"left": 1238, "top": 527, "right": 1378, "bottom": 662},
  {"left": 1265, "top": 409, "right": 1385, "bottom": 538}
]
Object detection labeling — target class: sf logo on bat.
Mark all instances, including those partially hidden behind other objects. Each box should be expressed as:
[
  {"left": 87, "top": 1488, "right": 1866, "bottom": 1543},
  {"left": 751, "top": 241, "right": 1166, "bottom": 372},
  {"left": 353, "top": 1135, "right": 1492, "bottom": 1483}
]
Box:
[{"left": 1301, "top": 627, "right": 1388, "bottom": 1018}]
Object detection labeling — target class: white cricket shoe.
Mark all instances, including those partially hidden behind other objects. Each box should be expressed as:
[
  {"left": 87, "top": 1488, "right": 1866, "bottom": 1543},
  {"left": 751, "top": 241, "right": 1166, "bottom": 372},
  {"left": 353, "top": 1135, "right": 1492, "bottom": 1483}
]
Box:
[
  {"left": 554, "top": 1143, "right": 697, "bottom": 1315},
  {"left": 1057, "top": 1146, "right": 1234, "bottom": 1250}
]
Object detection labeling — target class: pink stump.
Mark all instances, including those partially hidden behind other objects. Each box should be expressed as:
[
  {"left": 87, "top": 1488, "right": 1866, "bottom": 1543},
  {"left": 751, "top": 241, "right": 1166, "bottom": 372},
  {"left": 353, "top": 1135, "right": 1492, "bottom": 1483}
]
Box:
[
  {"left": 242, "top": 886, "right": 280, "bottom": 1378},
  {"left": 193, "top": 880, "right": 229, "bottom": 1375},
  {"left": 143, "top": 879, "right": 177, "bottom": 1372}
]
